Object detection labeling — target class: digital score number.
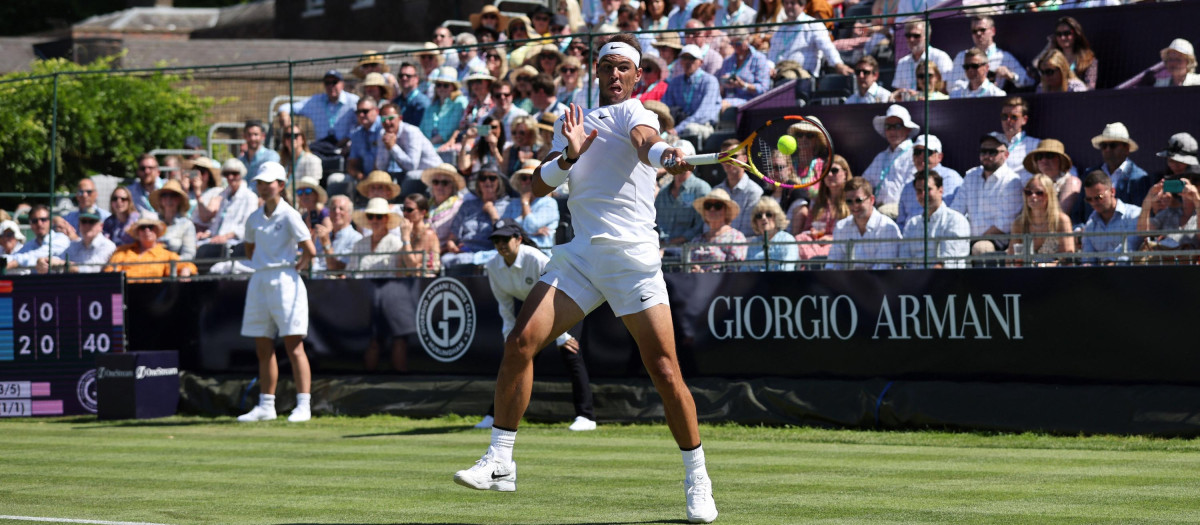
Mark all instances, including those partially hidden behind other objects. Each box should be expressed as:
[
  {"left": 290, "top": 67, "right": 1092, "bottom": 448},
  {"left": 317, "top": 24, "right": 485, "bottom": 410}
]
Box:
[{"left": 0, "top": 273, "right": 125, "bottom": 417}]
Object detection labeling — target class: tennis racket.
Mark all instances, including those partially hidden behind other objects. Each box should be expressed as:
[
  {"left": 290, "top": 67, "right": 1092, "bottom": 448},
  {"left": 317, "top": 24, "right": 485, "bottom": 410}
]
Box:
[{"left": 666, "top": 115, "right": 834, "bottom": 190}]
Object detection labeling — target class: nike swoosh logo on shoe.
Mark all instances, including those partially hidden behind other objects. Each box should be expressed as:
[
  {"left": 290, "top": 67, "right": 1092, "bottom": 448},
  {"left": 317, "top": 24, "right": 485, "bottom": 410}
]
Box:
[{"left": 491, "top": 470, "right": 509, "bottom": 479}]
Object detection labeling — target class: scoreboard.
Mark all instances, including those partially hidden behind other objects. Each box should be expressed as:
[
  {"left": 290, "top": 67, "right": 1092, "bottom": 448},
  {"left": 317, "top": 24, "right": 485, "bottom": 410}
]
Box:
[{"left": 0, "top": 273, "right": 125, "bottom": 417}]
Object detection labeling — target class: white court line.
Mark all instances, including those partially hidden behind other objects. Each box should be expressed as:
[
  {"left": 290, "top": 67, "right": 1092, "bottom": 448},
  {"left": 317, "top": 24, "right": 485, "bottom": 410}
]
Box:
[{"left": 0, "top": 516, "right": 171, "bottom": 525}]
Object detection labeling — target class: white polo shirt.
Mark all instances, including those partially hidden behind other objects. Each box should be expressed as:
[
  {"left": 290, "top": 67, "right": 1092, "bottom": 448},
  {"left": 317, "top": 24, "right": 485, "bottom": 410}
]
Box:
[
  {"left": 486, "top": 244, "right": 571, "bottom": 347},
  {"left": 244, "top": 200, "right": 310, "bottom": 271}
]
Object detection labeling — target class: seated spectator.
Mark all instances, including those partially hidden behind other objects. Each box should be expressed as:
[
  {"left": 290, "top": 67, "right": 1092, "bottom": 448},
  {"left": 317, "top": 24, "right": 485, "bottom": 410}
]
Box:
[
  {"left": 833, "top": 17, "right": 889, "bottom": 70},
  {"left": 527, "top": 44, "right": 565, "bottom": 78},
  {"left": 128, "top": 154, "right": 165, "bottom": 216},
  {"left": 0, "top": 221, "right": 28, "bottom": 274},
  {"left": 352, "top": 51, "right": 400, "bottom": 96},
  {"left": 394, "top": 62, "right": 431, "bottom": 126},
  {"left": 1023, "top": 139, "right": 1081, "bottom": 222},
  {"left": 1155, "top": 132, "right": 1200, "bottom": 182},
  {"left": 682, "top": 20, "right": 725, "bottom": 76},
  {"left": 442, "top": 162, "right": 521, "bottom": 268},
  {"left": 470, "top": 5, "right": 508, "bottom": 36},
  {"left": 1008, "top": 174, "right": 1076, "bottom": 265},
  {"left": 718, "top": 34, "right": 771, "bottom": 109},
  {"left": 587, "top": 0, "right": 620, "bottom": 28},
  {"left": 38, "top": 210, "right": 116, "bottom": 274},
  {"left": 653, "top": 34, "right": 684, "bottom": 78},
  {"left": 1036, "top": 50, "right": 1088, "bottom": 93},
  {"left": 482, "top": 46, "right": 510, "bottom": 87},
  {"left": 431, "top": 27, "right": 459, "bottom": 70},
  {"left": 655, "top": 160, "right": 712, "bottom": 248},
  {"left": 420, "top": 69, "right": 469, "bottom": 158},
  {"left": 502, "top": 116, "right": 541, "bottom": 176},
  {"left": 754, "top": 0, "right": 787, "bottom": 36},
  {"left": 528, "top": 73, "right": 570, "bottom": 123},
  {"left": 6, "top": 204, "right": 70, "bottom": 274},
  {"left": 826, "top": 177, "right": 902, "bottom": 270},
  {"left": 527, "top": 5, "right": 555, "bottom": 39},
  {"left": 719, "top": 0, "right": 757, "bottom": 28},
  {"left": 375, "top": 102, "right": 441, "bottom": 196},
  {"left": 769, "top": 0, "right": 852, "bottom": 77},
  {"left": 643, "top": 0, "right": 671, "bottom": 32},
  {"left": 103, "top": 186, "right": 140, "bottom": 247},
  {"left": 510, "top": 159, "right": 559, "bottom": 249},
  {"left": 951, "top": 133, "right": 1024, "bottom": 257},
  {"left": 1157, "top": 38, "right": 1200, "bottom": 88},
  {"left": 361, "top": 72, "right": 394, "bottom": 105},
  {"left": 349, "top": 198, "right": 404, "bottom": 278},
  {"left": 896, "top": 134, "right": 963, "bottom": 227},
  {"left": 488, "top": 80, "right": 530, "bottom": 146},
  {"left": 510, "top": 66, "right": 538, "bottom": 112},
  {"left": 997, "top": 97, "right": 1040, "bottom": 181},
  {"left": 763, "top": 150, "right": 807, "bottom": 225},
  {"left": 661, "top": 45, "right": 722, "bottom": 144},
  {"left": 347, "top": 97, "right": 384, "bottom": 183},
  {"left": 1081, "top": 170, "right": 1142, "bottom": 264},
  {"left": 892, "top": 60, "right": 949, "bottom": 102},
  {"left": 416, "top": 43, "right": 448, "bottom": 99},
  {"left": 311, "top": 195, "right": 362, "bottom": 275},
  {"left": 398, "top": 193, "right": 441, "bottom": 277},
  {"left": 643, "top": 100, "right": 696, "bottom": 168},
  {"left": 278, "top": 125, "right": 323, "bottom": 183},
  {"left": 863, "top": 104, "right": 919, "bottom": 209},
  {"left": 772, "top": 59, "right": 809, "bottom": 87},
  {"left": 357, "top": 171, "right": 402, "bottom": 208},
  {"left": 186, "top": 158, "right": 223, "bottom": 228},
  {"left": 104, "top": 217, "right": 197, "bottom": 281},
  {"left": 950, "top": 48, "right": 1007, "bottom": 99},
  {"left": 534, "top": 112, "right": 559, "bottom": 161},
  {"left": 555, "top": 57, "right": 586, "bottom": 106},
  {"left": 57, "top": 177, "right": 110, "bottom": 241},
  {"left": 421, "top": 163, "right": 466, "bottom": 253},
  {"left": 778, "top": 117, "right": 830, "bottom": 223},
  {"left": 892, "top": 19, "right": 954, "bottom": 94},
  {"left": 635, "top": 55, "right": 670, "bottom": 102},
  {"left": 296, "top": 177, "right": 331, "bottom": 233},
  {"left": 794, "top": 154, "right": 850, "bottom": 261},
  {"left": 150, "top": 179, "right": 197, "bottom": 260},
  {"left": 1138, "top": 176, "right": 1199, "bottom": 255},
  {"left": 688, "top": 188, "right": 748, "bottom": 273},
  {"left": 846, "top": 56, "right": 891, "bottom": 104},
  {"left": 196, "top": 158, "right": 258, "bottom": 251},
  {"left": 460, "top": 68, "right": 496, "bottom": 131},
  {"left": 458, "top": 115, "right": 506, "bottom": 176},
  {"left": 946, "top": 16, "right": 1032, "bottom": 91},
  {"left": 1075, "top": 123, "right": 1152, "bottom": 223},
  {"left": 277, "top": 70, "right": 359, "bottom": 148},
  {"left": 455, "top": 33, "right": 485, "bottom": 81},
  {"left": 1032, "top": 16, "right": 1097, "bottom": 90},
  {"left": 901, "top": 171, "right": 971, "bottom": 269},
  {"left": 745, "top": 197, "right": 799, "bottom": 271},
  {"left": 713, "top": 137, "right": 765, "bottom": 236}
]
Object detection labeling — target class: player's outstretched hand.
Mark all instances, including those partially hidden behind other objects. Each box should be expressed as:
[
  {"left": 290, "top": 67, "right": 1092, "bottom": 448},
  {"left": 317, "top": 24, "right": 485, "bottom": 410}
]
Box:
[
  {"left": 662, "top": 146, "right": 692, "bottom": 176},
  {"left": 563, "top": 103, "right": 598, "bottom": 161}
]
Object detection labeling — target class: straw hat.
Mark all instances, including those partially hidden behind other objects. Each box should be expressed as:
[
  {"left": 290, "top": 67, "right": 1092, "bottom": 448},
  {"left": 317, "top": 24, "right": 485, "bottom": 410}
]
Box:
[
  {"left": 1090, "top": 122, "right": 1139, "bottom": 152},
  {"left": 1023, "top": 138, "right": 1073, "bottom": 174},
  {"left": 470, "top": 5, "right": 509, "bottom": 31},
  {"left": 353, "top": 198, "right": 402, "bottom": 231},
  {"left": 693, "top": 188, "right": 741, "bottom": 224},
  {"left": 416, "top": 42, "right": 445, "bottom": 64},
  {"left": 872, "top": 104, "right": 920, "bottom": 139},
  {"left": 125, "top": 216, "right": 166, "bottom": 240},
  {"left": 357, "top": 170, "right": 401, "bottom": 200},
  {"left": 531, "top": 44, "right": 565, "bottom": 65},
  {"left": 149, "top": 179, "right": 192, "bottom": 214},
  {"left": 653, "top": 32, "right": 683, "bottom": 51},
  {"left": 506, "top": 15, "right": 532, "bottom": 39},
  {"left": 787, "top": 116, "right": 829, "bottom": 148},
  {"left": 463, "top": 67, "right": 497, "bottom": 84},
  {"left": 433, "top": 65, "right": 461, "bottom": 88},
  {"left": 642, "top": 100, "right": 675, "bottom": 130},
  {"left": 191, "top": 156, "right": 220, "bottom": 176},
  {"left": 420, "top": 163, "right": 467, "bottom": 192},
  {"left": 296, "top": 176, "right": 328, "bottom": 205},
  {"left": 536, "top": 111, "right": 560, "bottom": 132},
  {"left": 351, "top": 50, "right": 390, "bottom": 78},
  {"left": 513, "top": 158, "right": 542, "bottom": 179},
  {"left": 361, "top": 72, "right": 394, "bottom": 100},
  {"left": 511, "top": 65, "right": 539, "bottom": 82}
]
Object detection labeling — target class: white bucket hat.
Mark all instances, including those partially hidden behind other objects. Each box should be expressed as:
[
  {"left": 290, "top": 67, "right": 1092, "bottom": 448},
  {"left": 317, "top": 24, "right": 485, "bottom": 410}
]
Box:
[
  {"left": 872, "top": 104, "right": 920, "bottom": 139},
  {"left": 1157, "top": 132, "right": 1199, "bottom": 167},
  {"left": 1090, "top": 122, "right": 1139, "bottom": 152},
  {"left": 0, "top": 220, "right": 26, "bottom": 243},
  {"left": 1160, "top": 38, "right": 1195, "bottom": 62},
  {"left": 913, "top": 134, "right": 942, "bottom": 152}
]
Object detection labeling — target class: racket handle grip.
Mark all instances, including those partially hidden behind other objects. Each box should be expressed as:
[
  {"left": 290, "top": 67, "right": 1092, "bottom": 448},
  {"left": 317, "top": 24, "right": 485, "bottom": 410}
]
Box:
[{"left": 663, "top": 153, "right": 719, "bottom": 168}]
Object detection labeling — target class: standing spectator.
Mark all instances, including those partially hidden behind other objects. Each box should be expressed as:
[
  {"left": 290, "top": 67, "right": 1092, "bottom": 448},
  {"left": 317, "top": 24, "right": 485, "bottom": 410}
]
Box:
[
  {"left": 104, "top": 217, "right": 197, "bottom": 281},
  {"left": 1007, "top": 174, "right": 1076, "bottom": 264},
  {"left": 103, "top": 186, "right": 140, "bottom": 247},
  {"left": 717, "top": 34, "right": 771, "bottom": 108},
  {"left": 432, "top": 27, "right": 460, "bottom": 69},
  {"left": 826, "top": 177, "right": 902, "bottom": 270},
  {"left": 901, "top": 171, "right": 971, "bottom": 268},
  {"left": 688, "top": 189, "right": 748, "bottom": 273},
  {"left": 6, "top": 204, "right": 70, "bottom": 273},
  {"left": 661, "top": 45, "right": 722, "bottom": 144},
  {"left": 528, "top": 74, "right": 569, "bottom": 122},
  {"left": 997, "top": 97, "right": 1039, "bottom": 181},
  {"left": 237, "top": 120, "right": 283, "bottom": 189},
  {"left": 196, "top": 158, "right": 258, "bottom": 253},
  {"left": 503, "top": 117, "right": 542, "bottom": 177},
  {"left": 394, "top": 62, "right": 431, "bottom": 127},
  {"left": 634, "top": 56, "right": 670, "bottom": 102},
  {"left": 713, "top": 137, "right": 765, "bottom": 237},
  {"left": 455, "top": 33, "right": 486, "bottom": 82},
  {"left": 1023, "top": 139, "right": 1081, "bottom": 225},
  {"left": 768, "top": 0, "right": 853, "bottom": 77},
  {"left": 654, "top": 34, "right": 684, "bottom": 78},
  {"left": 488, "top": 80, "right": 530, "bottom": 146},
  {"left": 312, "top": 195, "right": 362, "bottom": 275},
  {"left": 375, "top": 103, "right": 441, "bottom": 196},
  {"left": 862, "top": 104, "right": 919, "bottom": 209},
  {"left": 1081, "top": 170, "right": 1142, "bottom": 264},
  {"left": 236, "top": 162, "right": 317, "bottom": 423},
  {"left": 420, "top": 163, "right": 466, "bottom": 253},
  {"left": 416, "top": 43, "right": 448, "bottom": 99},
  {"left": 128, "top": 153, "right": 165, "bottom": 216},
  {"left": 421, "top": 69, "right": 469, "bottom": 161},
  {"left": 510, "top": 159, "right": 559, "bottom": 249},
  {"left": 442, "top": 162, "right": 521, "bottom": 269},
  {"left": 1076, "top": 123, "right": 1152, "bottom": 222},
  {"left": 1032, "top": 16, "right": 1097, "bottom": 90},
  {"left": 951, "top": 134, "right": 1024, "bottom": 258},
  {"left": 655, "top": 162, "right": 712, "bottom": 249},
  {"left": 719, "top": 0, "right": 757, "bottom": 29},
  {"left": 896, "top": 134, "right": 963, "bottom": 227},
  {"left": 347, "top": 97, "right": 383, "bottom": 183},
  {"left": 351, "top": 198, "right": 410, "bottom": 370},
  {"left": 745, "top": 197, "right": 799, "bottom": 271},
  {"left": 39, "top": 210, "right": 115, "bottom": 274},
  {"left": 846, "top": 56, "right": 892, "bottom": 104},
  {"left": 360, "top": 72, "right": 393, "bottom": 104},
  {"left": 278, "top": 125, "right": 323, "bottom": 183},
  {"left": 946, "top": 16, "right": 1032, "bottom": 91},
  {"left": 398, "top": 194, "right": 440, "bottom": 277},
  {"left": 56, "top": 177, "right": 111, "bottom": 242},
  {"left": 277, "top": 70, "right": 359, "bottom": 147},
  {"left": 150, "top": 179, "right": 197, "bottom": 261},
  {"left": 794, "top": 154, "right": 851, "bottom": 261},
  {"left": 682, "top": 20, "right": 724, "bottom": 76},
  {"left": 950, "top": 48, "right": 1007, "bottom": 99},
  {"left": 1156, "top": 38, "right": 1200, "bottom": 88},
  {"left": 1036, "top": 50, "right": 1088, "bottom": 93},
  {"left": 892, "top": 20, "right": 954, "bottom": 94}
]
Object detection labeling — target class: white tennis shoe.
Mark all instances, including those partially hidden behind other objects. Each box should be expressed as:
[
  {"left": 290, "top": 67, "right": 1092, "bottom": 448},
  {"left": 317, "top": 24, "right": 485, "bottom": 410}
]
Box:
[
  {"left": 685, "top": 472, "right": 718, "bottom": 523},
  {"left": 236, "top": 405, "right": 276, "bottom": 422},
  {"left": 454, "top": 453, "right": 517, "bottom": 492},
  {"left": 287, "top": 405, "right": 311, "bottom": 422},
  {"left": 568, "top": 416, "right": 597, "bottom": 431}
]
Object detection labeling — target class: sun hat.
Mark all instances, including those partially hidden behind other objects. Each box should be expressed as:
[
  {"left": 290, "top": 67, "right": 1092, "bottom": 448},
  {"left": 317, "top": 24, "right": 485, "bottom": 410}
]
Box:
[
  {"left": 653, "top": 33, "right": 683, "bottom": 51},
  {"left": 642, "top": 100, "right": 675, "bottom": 130},
  {"left": 1160, "top": 38, "right": 1195, "bottom": 62},
  {"left": 0, "top": 220, "right": 26, "bottom": 242},
  {"left": 433, "top": 66, "right": 461, "bottom": 88},
  {"left": 533, "top": 44, "right": 566, "bottom": 64},
  {"left": 913, "top": 134, "right": 943, "bottom": 152},
  {"left": 513, "top": 159, "right": 542, "bottom": 179},
  {"left": 125, "top": 216, "right": 166, "bottom": 239},
  {"left": 296, "top": 176, "right": 328, "bottom": 205},
  {"left": 361, "top": 72, "right": 394, "bottom": 100},
  {"left": 872, "top": 104, "right": 920, "bottom": 139},
  {"left": 511, "top": 64, "right": 540, "bottom": 81},
  {"left": 221, "top": 158, "right": 247, "bottom": 176},
  {"left": 353, "top": 198, "right": 401, "bottom": 231},
  {"left": 1023, "top": 138, "right": 1073, "bottom": 174},
  {"left": 786, "top": 116, "right": 829, "bottom": 149},
  {"left": 463, "top": 67, "right": 497, "bottom": 83},
  {"left": 351, "top": 50, "right": 390, "bottom": 78},
  {"left": 191, "top": 156, "right": 220, "bottom": 175},
  {"left": 420, "top": 163, "right": 467, "bottom": 192},
  {"left": 505, "top": 15, "right": 532, "bottom": 39},
  {"left": 357, "top": 170, "right": 402, "bottom": 200},
  {"left": 1090, "top": 122, "right": 1139, "bottom": 152},
  {"left": 149, "top": 179, "right": 192, "bottom": 214},
  {"left": 470, "top": 5, "right": 509, "bottom": 31},
  {"left": 469, "top": 160, "right": 513, "bottom": 197},
  {"left": 679, "top": 44, "right": 705, "bottom": 60},
  {"left": 536, "top": 111, "right": 559, "bottom": 132},
  {"left": 252, "top": 161, "right": 287, "bottom": 184},
  {"left": 693, "top": 188, "right": 741, "bottom": 224},
  {"left": 1157, "top": 132, "right": 1199, "bottom": 167},
  {"left": 641, "top": 54, "right": 668, "bottom": 75}
]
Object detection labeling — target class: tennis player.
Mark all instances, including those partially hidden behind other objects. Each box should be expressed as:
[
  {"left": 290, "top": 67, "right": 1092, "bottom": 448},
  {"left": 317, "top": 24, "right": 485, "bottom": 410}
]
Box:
[
  {"left": 236, "top": 162, "right": 318, "bottom": 423},
  {"left": 453, "top": 34, "right": 718, "bottom": 523}
]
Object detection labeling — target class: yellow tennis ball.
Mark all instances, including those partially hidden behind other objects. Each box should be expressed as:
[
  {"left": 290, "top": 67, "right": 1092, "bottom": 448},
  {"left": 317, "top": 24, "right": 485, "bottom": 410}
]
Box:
[{"left": 777, "top": 135, "right": 797, "bottom": 155}]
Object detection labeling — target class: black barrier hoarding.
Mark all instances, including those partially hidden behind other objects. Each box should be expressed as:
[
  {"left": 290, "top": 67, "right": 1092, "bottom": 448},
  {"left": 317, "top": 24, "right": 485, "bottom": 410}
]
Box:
[
  {"left": 130, "top": 267, "right": 1199, "bottom": 385},
  {"left": 96, "top": 351, "right": 180, "bottom": 420}
]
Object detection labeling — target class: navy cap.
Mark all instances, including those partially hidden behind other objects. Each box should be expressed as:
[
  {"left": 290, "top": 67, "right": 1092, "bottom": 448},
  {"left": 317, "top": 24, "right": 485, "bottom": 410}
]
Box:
[
  {"left": 489, "top": 218, "right": 523, "bottom": 240},
  {"left": 183, "top": 135, "right": 202, "bottom": 149},
  {"left": 324, "top": 69, "right": 343, "bottom": 81}
]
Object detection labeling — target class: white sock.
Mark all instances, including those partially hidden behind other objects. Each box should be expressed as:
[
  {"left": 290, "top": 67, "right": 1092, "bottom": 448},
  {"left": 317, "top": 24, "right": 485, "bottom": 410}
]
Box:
[
  {"left": 488, "top": 427, "right": 517, "bottom": 465},
  {"left": 682, "top": 444, "right": 707, "bottom": 481},
  {"left": 296, "top": 393, "right": 311, "bottom": 408},
  {"left": 259, "top": 394, "right": 276, "bottom": 409}
]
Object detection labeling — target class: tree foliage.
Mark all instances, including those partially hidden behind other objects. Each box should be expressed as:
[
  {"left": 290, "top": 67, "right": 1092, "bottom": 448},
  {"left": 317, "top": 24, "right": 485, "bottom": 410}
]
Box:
[{"left": 0, "top": 55, "right": 214, "bottom": 196}]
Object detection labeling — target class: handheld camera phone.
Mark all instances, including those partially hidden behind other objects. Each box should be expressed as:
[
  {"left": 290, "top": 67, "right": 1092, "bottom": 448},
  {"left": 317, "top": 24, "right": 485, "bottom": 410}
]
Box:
[{"left": 1164, "top": 179, "right": 1184, "bottom": 194}]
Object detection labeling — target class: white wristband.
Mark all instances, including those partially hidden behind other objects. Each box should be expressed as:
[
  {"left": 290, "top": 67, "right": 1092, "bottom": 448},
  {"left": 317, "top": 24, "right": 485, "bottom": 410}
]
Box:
[
  {"left": 541, "top": 157, "right": 571, "bottom": 187},
  {"left": 648, "top": 141, "right": 671, "bottom": 169}
]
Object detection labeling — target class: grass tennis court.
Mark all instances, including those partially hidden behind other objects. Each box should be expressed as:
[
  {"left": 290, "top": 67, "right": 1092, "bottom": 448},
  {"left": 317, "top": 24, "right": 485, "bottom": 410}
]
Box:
[{"left": 2, "top": 415, "right": 1199, "bottom": 524}]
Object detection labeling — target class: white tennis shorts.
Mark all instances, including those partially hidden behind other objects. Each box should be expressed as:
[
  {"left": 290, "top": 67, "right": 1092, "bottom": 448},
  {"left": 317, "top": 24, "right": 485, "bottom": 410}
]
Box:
[
  {"left": 540, "top": 239, "right": 669, "bottom": 317},
  {"left": 241, "top": 267, "right": 309, "bottom": 338}
]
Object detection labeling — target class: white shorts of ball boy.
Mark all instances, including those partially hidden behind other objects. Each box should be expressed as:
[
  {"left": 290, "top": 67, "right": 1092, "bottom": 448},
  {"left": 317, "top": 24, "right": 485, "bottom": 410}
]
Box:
[{"left": 241, "top": 267, "right": 309, "bottom": 338}]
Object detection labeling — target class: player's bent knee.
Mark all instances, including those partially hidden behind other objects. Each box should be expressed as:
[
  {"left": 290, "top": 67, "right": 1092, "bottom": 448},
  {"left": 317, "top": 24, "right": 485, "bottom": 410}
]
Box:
[{"left": 503, "top": 330, "right": 541, "bottom": 361}]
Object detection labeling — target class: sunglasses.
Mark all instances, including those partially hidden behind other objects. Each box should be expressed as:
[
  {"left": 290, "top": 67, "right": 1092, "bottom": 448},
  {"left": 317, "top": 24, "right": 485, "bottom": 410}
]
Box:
[
  {"left": 137, "top": 224, "right": 158, "bottom": 232},
  {"left": 703, "top": 202, "right": 725, "bottom": 211},
  {"left": 829, "top": 166, "right": 842, "bottom": 175},
  {"left": 77, "top": 189, "right": 95, "bottom": 195},
  {"left": 79, "top": 218, "right": 99, "bottom": 225},
  {"left": 979, "top": 148, "right": 1004, "bottom": 156},
  {"left": 436, "top": 83, "right": 455, "bottom": 89},
  {"left": 324, "top": 79, "right": 340, "bottom": 86},
  {"left": 971, "top": 27, "right": 989, "bottom": 35},
  {"left": 138, "top": 165, "right": 157, "bottom": 171},
  {"left": 912, "top": 147, "right": 928, "bottom": 156},
  {"left": 1099, "top": 142, "right": 1125, "bottom": 150},
  {"left": 904, "top": 33, "right": 923, "bottom": 39},
  {"left": 478, "top": 175, "right": 499, "bottom": 182},
  {"left": 356, "top": 109, "right": 373, "bottom": 115},
  {"left": 855, "top": 69, "right": 875, "bottom": 76},
  {"left": 1055, "top": 30, "right": 1074, "bottom": 37},
  {"left": 1001, "top": 113, "right": 1023, "bottom": 121},
  {"left": 643, "top": 67, "right": 658, "bottom": 73},
  {"left": 397, "top": 73, "right": 414, "bottom": 79},
  {"left": 963, "top": 63, "right": 986, "bottom": 71},
  {"left": 1039, "top": 68, "right": 1059, "bottom": 76},
  {"left": 493, "top": 91, "right": 513, "bottom": 98},
  {"left": 31, "top": 217, "right": 50, "bottom": 223},
  {"left": 753, "top": 212, "right": 772, "bottom": 220},
  {"left": 402, "top": 207, "right": 417, "bottom": 214},
  {"left": 381, "top": 115, "right": 398, "bottom": 121},
  {"left": 483, "top": 13, "right": 498, "bottom": 19},
  {"left": 283, "top": 133, "right": 301, "bottom": 139},
  {"left": 1084, "top": 192, "right": 1109, "bottom": 203},
  {"left": 1023, "top": 189, "right": 1046, "bottom": 197},
  {"left": 794, "top": 132, "right": 818, "bottom": 140},
  {"left": 297, "top": 188, "right": 316, "bottom": 196},
  {"left": 845, "top": 197, "right": 869, "bottom": 205},
  {"left": 112, "top": 196, "right": 131, "bottom": 202},
  {"left": 222, "top": 171, "right": 241, "bottom": 177},
  {"left": 486, "top": 55, "right": 503, "bottom": 60},
  {"left": 1034, "top": 153, "right": 1058, "bottom": 162},
  {"left": 884, "top": 123, "right": 906, "bottom": 131},
  {"left": 561, "top": 68, "right": 579, "bottom": 74},
  {"left": 367, "top": 214, "right": 388, "bottom": 220},
  {"left": 430, "top": 179, "right": 452, "bottom": 186},
  {"left": 517, "top": 175, "right": 533, "bottom": 182}
]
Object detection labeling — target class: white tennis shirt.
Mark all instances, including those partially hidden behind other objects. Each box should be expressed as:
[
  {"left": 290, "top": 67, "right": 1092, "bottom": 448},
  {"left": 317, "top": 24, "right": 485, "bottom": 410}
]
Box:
[
  {"left": 551, "top": 98, "right": 660, "bottom": 246},
  {"left": 244, "top": 199, "right": 311, "bottom": 271}
]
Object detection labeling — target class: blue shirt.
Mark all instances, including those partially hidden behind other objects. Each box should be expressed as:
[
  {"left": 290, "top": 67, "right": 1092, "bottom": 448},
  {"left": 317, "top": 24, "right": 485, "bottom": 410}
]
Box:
[
  {"left": 896, "top": 165, "right": 963, "bottom": 227},
  {"left": 11, "top": 233, "right": 71, "bottom": 268},
  {"left": 238, "top": 147, "right": 281, "bottom": 184},
  {"left": 667, "top": 0, "right": 702, "bottom": 33},
  {"left": 717, "top": 49, "right": 771, "bottom": 102},
  {"left": 517, "top": 196, "right": 559, "bottom": 249},
  {"left": 452, "top": 195, "right": 522, "bottom": 252},
  {"left": 127, "top": 178, "right": 165, "bottom": 217},
  {"left": 655, "top": 175, "right": 712, "bottom": 242},
  {"left": 745, "top": 230, "right": 799, "bottom": 271},
  {"left": 64, "top": 207, "right": 112, "bottom": 232},
  {"left": 661, "top": 70, "right": 721, "bottom": 132},
  {"left": 1082, "top": 199, "right": 1142, "bottom": 263},
  {"left": 420, "top": 95, "right": 468, "bottom": 145},
  {"left": 314, "top": 224, "right": 363, "bottom": 273},
  {"left": 349, "top": 119, "right": 384, "bottom": 173},
  {"left": 287, "top": 91, "right": 361, "bottom": 142},
  {"left": 394, "top": 89, "right": 431, "bottom": 127}
]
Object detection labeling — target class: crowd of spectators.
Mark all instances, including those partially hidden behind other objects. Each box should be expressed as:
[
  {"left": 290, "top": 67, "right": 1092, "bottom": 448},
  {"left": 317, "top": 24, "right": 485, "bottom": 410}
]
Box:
[{"left": 3, "top": 0, "right": 1197, "bottom": 277}]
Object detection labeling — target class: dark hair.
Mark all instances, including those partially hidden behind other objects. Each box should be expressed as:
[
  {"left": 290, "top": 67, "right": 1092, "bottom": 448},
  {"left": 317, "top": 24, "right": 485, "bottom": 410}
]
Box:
[
  {"left": 617, "top": 4, "right": 638, "bottom": 21},
  {"left": 244, "top": 119, "right": 265, "bottom": 133},
  {"left": 378, "top": 102, "right": 400, "bottom": 115},
  {"left": 531, "top": 73, "right": 556, "bottom": 95},
  {"left": 1002, "top": 96, "right": 1029, "bottom": 116},
  {"left": 490, "top": 79, "right": 513, "bottom": 95},
  {"left": 475, "top": 26, "right": 499, "bottom": 41},
  {"left": 1052, "top": 16, "right": 1095, "bottom": 73},
  {"left": 398, "top": 62, "right": 419, "bottom": 74},
  {"left": 915, "top": 169, "right": 944, "bottom": 189},
  {"left": 856, "top": 56, "right": 879, "bottom": 70},
  {"left": 405, "top": 193, "right": 430, "bottom": 215},
  {"left": 843, "top": 176, "right": 874, "bottom": 197},
  {"left": 473, "top": 115, "right": 508, "bottom": 157},
  {"left": 136, "top": 153, "right": 157, "bottom": 166},
  {"left": 30, "top": 203, "right": 50, "bottom": 217},
  {"left": 1083, "top": 169, "right": 1111, "bottom": 189}
]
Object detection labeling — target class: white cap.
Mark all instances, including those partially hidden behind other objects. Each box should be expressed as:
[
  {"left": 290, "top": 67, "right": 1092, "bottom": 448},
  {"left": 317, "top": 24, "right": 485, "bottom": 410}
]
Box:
[
  {"left": 253, "top": 161, "right": 287, "bottom": 183},
  {"left": 679, "top": 44, "right": 705, "bottom": 59},
  {"left": 914, "top": 134, "right": 942, "bottom": 152},
  {"left": 0, "top": 220, "right": 25, "bottom": 242}
]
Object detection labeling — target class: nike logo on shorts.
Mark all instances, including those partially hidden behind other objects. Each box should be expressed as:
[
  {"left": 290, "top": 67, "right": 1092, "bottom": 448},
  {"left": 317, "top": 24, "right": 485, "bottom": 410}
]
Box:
[{"left": 640, "top": 293, "right": 653, "bottom": 302}]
